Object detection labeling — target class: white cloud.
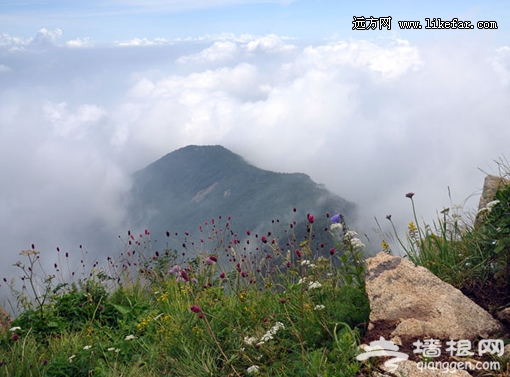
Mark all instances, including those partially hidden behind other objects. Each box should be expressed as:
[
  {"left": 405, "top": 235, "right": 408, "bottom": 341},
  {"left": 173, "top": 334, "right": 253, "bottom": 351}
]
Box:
[
  {"left": 66, "top": 37, "right": 93, "bottom": 48},
  {"left": 43, "top": 102, "right": 106, "bottom": 139},
  {"left": 0, "top": 64, "right": 11, "bottom": 73},
  {"left": 177, "top": 41, "right": 239, "bottom": 63},
  {"left": 1, "top": 31, "right": 510, "bottom": 272},
  {"left": 245, "top": 34, "right": 296, "bottom": 53},
  {"left": 116, "top": 37, "right": 171, "bottom": 46}
]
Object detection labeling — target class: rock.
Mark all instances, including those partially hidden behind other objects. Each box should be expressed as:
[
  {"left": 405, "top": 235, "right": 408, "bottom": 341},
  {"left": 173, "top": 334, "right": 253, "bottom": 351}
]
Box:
[
  {"left": 478, "top": 174, "right": 510, "bottom": 211},
  {"left": 495, "top": 307, "right": 510, "bottom": 326},
  {"left": 365, "top": 252, "right": 504, "bottom": 340},
  {"left": 379, "top": 360, "right": 471, "bottom": 377},
  {"left": 0, "top": 305, "right": 11, "bottom": 333}
]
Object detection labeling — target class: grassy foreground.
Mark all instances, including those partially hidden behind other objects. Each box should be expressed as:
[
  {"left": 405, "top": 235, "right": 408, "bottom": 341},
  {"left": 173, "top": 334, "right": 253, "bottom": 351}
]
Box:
[{"left": 1, "top": 173, "right": 510, "bottom": 376}]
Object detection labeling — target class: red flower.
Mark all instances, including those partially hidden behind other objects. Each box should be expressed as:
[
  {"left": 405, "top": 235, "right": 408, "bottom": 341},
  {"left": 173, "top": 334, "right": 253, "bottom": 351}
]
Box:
[
  {"left": 329, "top": 248, "right": 336, "bottom": 255},
  {"left": 307, "top": 214, "right": 314, "bottom": 223},
  {"left": 405, "top": 192, "right": 415, "bottom": 199},
  {"left": 261, "top": 236, "right": 267, "bottom": 243},
  {"left": 295, "top": 249, "right": 302, "bottom": 258},
  {"left": 190, "top": 305, "right": 201, "bottom": 313}
]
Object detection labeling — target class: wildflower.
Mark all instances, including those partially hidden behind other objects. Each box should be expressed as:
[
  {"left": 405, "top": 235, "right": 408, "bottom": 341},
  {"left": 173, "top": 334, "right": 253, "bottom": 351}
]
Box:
[
  {"left": 297, "top": 277, "right": 306, "bottom": 284},
  {"left": 244, "top": 336, "right": 258, "bottom": 345},
  {"left": 83, "top": 345, "right": 92, "bottom": 350},
  {"left": 330, "top": 223, "right": 343, "bottom": 231},
  {"left": 486, "top": 200, "right": 500, "bottom": 210},
  {"left": 68, "top": 355, "right": 76, "bottom": 363},
  {"left": 381, "top": 240, "right": 390, "bottom": 252},
  {"left": 190, "top": 305, "right": 201, "bottom": 313},
  {"left": 220, "top": 272, "right": 226, "bottom": 279},
  {"left": 124, "top": 334, "right": 136, "bottom": 341},
  {"left": 307, "top": 213, "right": 314, "bottom": 223},
  {"left": 331, "top": 213, "right": 341, "bottom": 223},
  {"left": 295, "top": 249, "right": 302, "bottom": 258},
  {"left": 405, "top": 192, "right": 415, "bottom": 199},
  {"left": 308, "top": 281, "right": 322, "bottom": 290},
  {"left": 280, "top": 298, "right": 286, "bottom": 304},
  {"left": 344, "top": 230, "right": 358, "bottom": 238},
  {"left": 206, "top": 255, "right": 217, "bottom": 264},
  {"left": 314, "top": 305, "right": 325, "bottom": 311},
  {"left": 9, "top": 327, "right": 21, "bottom": 332},
  {"left": 329, "top": 247, "right": 336, "bottom": 255},
  {"left": 261, "top": 236, "right": 267, "bottom": 243},
  {"left": 247, "top": 365, "right": 260, "bottom": 374},
  {"left": 12, "top": 333, "right": 19, "bottom": 341},
  {"left": 301, "top": 260, "right": 310, "bottom": 266},
  {"left": 386, "top": 214, "right": 392, "bottom": 220},
  {"left": 180, "top": 270, "right": 190, "bottom": 282},
  {"left": 350, "top": 238, "right": 365, "bottom": 251},
  {"left": 20, "top": 249, "right": 39, "bottom": 256},
  {"left": 169, "top": 265, "right": 181, "bottom": 275}
]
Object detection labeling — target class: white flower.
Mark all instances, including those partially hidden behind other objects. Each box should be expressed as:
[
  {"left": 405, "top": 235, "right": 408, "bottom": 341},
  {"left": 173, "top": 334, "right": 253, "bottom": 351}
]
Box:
[
  {"left": 314, "top": 305, "right": 325, "bottom": 311},
  {"left": 300, "top": 260, "right": 311, "bottom": 266},
  {"left": 308, "top": 281, "right": 322, "bottom": 290},
  {"left": 344, "top": 230, "right": 358, "bottom": 238},
  {"left": 9, "top": 327, "right": 21, "bottom": 332},
  {"left": 124, "top": 334, "right": 136, "bottom": 341},
  {"left": 107, "top": 347, "right": 116, "bottom": 351},
  {"left": 83, "top": 345, "right": 92, "bottom": 350},
  {"left": 247, "top": 365, "right": 260, "bottom": 374},
  {"left": 244, "top": 336, "right": 257, "bottom": 345},
  {"left": 260, "top": 333, "right": 274, "bottom": 342},
  {"left": 351, "top": 238, "right": 365, "bottom": 251},
  {"left": 486, "top": 200, "right": 500, "bottom": 210},
  {"left": 297, "top": 277, "right": 306, "bottom": 284},
  {"left": 330, "top": 223, "right": 343, "bottom": 231},
  {"left": 68, "top": 355, "right": 76, "bottom": 362}
]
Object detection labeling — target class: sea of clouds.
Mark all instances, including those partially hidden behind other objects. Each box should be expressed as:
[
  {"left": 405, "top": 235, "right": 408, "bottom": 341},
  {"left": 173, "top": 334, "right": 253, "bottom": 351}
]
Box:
[{"left": 1, "top": 28, "right": 509, "bottom": 282}]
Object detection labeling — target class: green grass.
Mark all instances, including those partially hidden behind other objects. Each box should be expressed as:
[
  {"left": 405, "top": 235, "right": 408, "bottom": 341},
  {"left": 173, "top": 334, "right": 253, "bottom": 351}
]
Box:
[
  {"left": 0, "top": 212, "right": 369, "bottom": 376},
  {"left": 2, "top": 166, "right": 510, "bottom": 376}
]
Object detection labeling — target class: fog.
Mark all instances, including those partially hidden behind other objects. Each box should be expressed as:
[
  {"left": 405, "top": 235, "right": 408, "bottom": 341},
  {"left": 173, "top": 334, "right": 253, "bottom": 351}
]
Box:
[{"left": 1, "top": 28, "right": 509, "bottom": 284}]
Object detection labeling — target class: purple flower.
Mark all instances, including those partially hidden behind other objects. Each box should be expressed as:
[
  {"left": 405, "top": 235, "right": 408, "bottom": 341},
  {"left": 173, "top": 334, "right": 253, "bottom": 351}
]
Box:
[
  {"left": 169, "top": 265, "right": 181, "bottom": 275},
  {"left": 180, "top": 270, "right": 190, "bottom": 282},
  {"left": 190, "top": 305, "right": 201, "bottom": 313},
  {"left": 405, "top": 192, "right": 415, "bottom": 199},
  {"left": 331, "top": 214, "right": 341, "bottom": 223}
]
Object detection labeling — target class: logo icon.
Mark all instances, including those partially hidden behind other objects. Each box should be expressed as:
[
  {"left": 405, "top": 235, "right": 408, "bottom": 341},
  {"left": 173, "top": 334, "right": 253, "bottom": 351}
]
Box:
[{"left": 356, "top": 337, "right": 408, "bottom": 372}]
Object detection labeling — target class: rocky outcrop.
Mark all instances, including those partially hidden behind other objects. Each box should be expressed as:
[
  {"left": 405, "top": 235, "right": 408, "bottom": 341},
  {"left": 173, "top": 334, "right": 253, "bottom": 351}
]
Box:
[
  {"left": 364, "top": 252, "right": 503, "bottom": 340},
  {"left": 477, "top": 174, "right": 510, "bottom": 211}
]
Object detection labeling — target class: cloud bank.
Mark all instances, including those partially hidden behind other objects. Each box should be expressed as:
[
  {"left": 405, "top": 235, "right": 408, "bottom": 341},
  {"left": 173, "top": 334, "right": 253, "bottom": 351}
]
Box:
[{"left": 1, "top": 29, "right": 509, "bottom": 277}]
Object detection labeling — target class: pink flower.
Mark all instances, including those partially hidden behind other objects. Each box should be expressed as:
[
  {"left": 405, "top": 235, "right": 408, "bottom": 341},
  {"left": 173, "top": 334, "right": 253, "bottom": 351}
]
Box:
[
  {"left": 261, "top": 236, "right": 267, "bottom": 243},
  {"left": 307, "top": 214, "right": 314, "bottom": 223}
]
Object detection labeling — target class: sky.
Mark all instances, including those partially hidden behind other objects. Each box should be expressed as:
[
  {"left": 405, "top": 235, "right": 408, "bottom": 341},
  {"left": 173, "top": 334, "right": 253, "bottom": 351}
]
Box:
[{"left": 1, "top": 0, "right": 510, "bottom": 283}]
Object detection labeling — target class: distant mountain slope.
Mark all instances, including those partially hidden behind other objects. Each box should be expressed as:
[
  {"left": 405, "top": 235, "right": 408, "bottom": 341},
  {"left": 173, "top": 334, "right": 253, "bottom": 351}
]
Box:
[{"left": 128, "top": 145, "right": 355, "bottom": 244}]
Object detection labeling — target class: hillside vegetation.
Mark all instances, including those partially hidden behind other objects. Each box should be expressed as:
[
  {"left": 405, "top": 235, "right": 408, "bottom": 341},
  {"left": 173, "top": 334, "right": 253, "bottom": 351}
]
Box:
[{"left": 0, "top": 158, "right": 509, "bottom": 376}]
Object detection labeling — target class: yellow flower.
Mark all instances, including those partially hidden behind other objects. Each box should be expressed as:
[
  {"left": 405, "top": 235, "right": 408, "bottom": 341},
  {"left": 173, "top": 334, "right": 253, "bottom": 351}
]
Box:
[
  {"left": 381, "top": 240, "right": 390, "bottom": 251},
  {"left": 408, "top": 221, "right": 418, "bottom": 233}
]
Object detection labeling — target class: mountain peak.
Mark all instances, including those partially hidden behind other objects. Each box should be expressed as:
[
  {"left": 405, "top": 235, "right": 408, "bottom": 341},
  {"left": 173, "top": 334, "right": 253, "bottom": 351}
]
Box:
[{"left": 129, "top": 145, "right": 355, "bottom": 241}]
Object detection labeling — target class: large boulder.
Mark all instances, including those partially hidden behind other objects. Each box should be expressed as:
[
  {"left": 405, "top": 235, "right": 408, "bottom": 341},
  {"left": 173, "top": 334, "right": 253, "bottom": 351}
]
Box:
[
  {"left": 365, "top": 252, "right": 503, "bottom": 340},
  {"left": 478, "top": 174, "right": 510, "bottom": 211}
]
